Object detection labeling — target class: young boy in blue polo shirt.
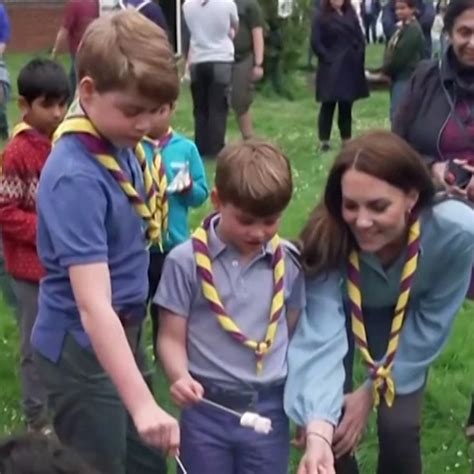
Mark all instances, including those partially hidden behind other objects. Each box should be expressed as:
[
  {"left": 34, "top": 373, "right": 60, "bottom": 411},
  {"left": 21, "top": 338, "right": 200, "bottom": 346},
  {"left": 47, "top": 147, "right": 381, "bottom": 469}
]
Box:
[
  {"left": 32, "top": 10, "right": 180, "bottom": 474},
  {"left": 155, "top": 139, "right": 305, "bottom": 474},
  {"left": 141, "top": 104, "right": 208, "bottom": 355}
]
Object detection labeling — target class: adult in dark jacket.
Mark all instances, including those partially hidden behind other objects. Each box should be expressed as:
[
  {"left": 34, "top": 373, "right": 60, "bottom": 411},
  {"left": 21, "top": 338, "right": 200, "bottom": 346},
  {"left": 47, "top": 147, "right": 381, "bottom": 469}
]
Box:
[
  {"left": 120, "top": 0, "right": 168, "bottom": 30},
  {"left": 311, "top": 0, "right": 369, "bottom": 152},
  {"left": 392, "top": 0, "right": 474, "bottom": 466},
  {"left": 382, "top": 0, "right": 435, "bottom": 57},
  {"left": 360, "top": 0, "right": 381, "bottom": 43}
]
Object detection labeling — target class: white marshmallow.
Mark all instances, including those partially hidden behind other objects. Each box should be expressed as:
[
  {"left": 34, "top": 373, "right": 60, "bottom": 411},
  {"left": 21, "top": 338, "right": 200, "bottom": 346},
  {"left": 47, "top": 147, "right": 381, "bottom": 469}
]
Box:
[
  {"left": 254, "top": 416, "right": 272, "bottom": 434},
  {"left": 240, "top": 412, "right": 272, "bottom": 435},
  {"left": 240, "top": 412, "right": 259, "bottom": 428}
]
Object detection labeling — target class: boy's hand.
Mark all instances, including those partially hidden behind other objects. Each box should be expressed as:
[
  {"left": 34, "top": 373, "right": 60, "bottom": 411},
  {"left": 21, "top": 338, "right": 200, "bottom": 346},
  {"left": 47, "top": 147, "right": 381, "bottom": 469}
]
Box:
[
  {"left": 170, "top": 375, "right": 204, "bottom": 408},
  {"left": 132, "top": 402, "right": 180, "bottom": 456}
]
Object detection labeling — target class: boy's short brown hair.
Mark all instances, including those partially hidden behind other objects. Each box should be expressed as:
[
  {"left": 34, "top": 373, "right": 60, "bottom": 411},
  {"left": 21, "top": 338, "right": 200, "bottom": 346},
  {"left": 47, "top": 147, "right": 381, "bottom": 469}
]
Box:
[
  {"left": 215, "top": 139, "right": 293, "bottom": 216},
  {"left": 76, "top": 10, "right": 179, "bottom": 104}
]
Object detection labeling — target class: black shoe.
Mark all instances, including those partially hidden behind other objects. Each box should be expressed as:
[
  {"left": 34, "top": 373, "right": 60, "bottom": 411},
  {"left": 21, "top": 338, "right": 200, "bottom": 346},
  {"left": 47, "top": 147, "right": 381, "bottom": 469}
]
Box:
[{"left": 320, "top": 142, "right": 330, "bottom": 152}]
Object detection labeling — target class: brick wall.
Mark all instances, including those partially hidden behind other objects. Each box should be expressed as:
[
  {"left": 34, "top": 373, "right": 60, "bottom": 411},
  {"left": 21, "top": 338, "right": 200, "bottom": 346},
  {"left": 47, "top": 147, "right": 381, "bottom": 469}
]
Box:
[{"left": 6, "top": 3, "right": 66, "bottom": 52}]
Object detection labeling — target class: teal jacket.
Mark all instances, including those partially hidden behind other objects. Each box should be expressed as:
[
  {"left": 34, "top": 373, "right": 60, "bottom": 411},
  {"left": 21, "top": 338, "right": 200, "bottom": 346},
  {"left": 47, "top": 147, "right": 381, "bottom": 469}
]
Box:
[{"left": 141, "top": 132, "right": 209, "bottom": 252}]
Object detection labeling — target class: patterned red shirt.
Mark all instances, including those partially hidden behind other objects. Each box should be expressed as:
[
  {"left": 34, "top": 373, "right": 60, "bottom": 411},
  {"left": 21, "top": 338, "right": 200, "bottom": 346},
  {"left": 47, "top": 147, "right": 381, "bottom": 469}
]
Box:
[{"left": 0, "top": 128, "right": 51, "bottom": 281}]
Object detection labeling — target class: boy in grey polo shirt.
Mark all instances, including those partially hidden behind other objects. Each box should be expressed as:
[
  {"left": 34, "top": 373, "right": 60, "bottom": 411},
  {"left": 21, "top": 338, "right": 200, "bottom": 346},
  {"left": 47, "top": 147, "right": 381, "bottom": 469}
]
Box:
[{"left": 155, "top": 139, "right": 305, "bottom": 474}]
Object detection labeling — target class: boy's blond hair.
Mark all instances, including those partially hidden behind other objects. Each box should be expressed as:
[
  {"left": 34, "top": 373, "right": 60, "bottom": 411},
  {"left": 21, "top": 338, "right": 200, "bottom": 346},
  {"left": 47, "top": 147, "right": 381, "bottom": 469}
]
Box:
[
  {"left": 76, "top": 10, "right": 179, "bottom": 104},
  {"left": 215, "top": 139, "right": 293, "bottom": 217}
]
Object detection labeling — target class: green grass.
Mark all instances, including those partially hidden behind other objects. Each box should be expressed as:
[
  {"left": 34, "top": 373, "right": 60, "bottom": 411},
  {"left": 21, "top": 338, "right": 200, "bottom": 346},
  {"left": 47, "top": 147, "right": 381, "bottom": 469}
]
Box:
[{"left": 0, "top": 46, "right": 473, "bottom": 473}]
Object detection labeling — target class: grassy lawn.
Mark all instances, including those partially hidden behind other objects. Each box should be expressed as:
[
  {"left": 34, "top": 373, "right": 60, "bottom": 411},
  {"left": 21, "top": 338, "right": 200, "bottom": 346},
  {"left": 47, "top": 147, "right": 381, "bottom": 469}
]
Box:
[{"left": 0, "top": 46, "right": 473, "bottom": 473}]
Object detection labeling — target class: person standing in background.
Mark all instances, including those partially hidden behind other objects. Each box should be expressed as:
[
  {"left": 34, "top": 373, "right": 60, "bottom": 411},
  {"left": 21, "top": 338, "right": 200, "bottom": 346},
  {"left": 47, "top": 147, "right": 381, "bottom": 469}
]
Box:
[
  {"left": 52, "top": 0, "right": 98, "bottom": 97},
  {"left": 382, "top": 0, "right": 435, "bottom": 57},
  {"left": 361, "top": 0, "right": 381, "bottom": 43},
  {"left": 183, "top": 0, "right": 239, "bottom": 158},
  {"left": 232, "top": 0, "right": 265, "bottom": 139},
  {"left": 311, "top": 0, "right": 369, "bottom": 152},
  {"left": 120, "top": 0, "right": 168, "bottom": 31},
  {"left": 0, "top": 1, "right": 13, "bottom": 310}
]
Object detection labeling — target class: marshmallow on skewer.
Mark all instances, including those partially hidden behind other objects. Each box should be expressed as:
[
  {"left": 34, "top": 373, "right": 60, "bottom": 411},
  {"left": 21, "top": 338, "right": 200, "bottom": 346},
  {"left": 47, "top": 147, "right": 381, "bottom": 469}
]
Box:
[{"left": 240, "top": 411, "right": 272, "bottom": 435}]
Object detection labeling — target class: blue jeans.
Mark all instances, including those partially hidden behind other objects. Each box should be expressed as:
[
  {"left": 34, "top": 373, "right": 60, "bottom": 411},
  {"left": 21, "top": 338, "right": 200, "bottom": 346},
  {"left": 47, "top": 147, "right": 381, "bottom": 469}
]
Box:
[
  {"left": 179, "top": 385, "right": 289, "bottom": 474},
  {"left": 390, "top": 79, "right": 409, "bottom": 123}
]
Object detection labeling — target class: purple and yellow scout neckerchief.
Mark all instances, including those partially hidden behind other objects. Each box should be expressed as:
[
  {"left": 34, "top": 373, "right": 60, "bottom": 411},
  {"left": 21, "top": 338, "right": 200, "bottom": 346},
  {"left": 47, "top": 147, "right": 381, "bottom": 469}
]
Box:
[
  {"left": 54, "top": 100, "right": 167, "bottom": 246},
  {"left": 347, "top": 216, "right": 421, "bottom": 407},
  {"left": 192, "top": 213, "right": 286, "bottom": 373}
]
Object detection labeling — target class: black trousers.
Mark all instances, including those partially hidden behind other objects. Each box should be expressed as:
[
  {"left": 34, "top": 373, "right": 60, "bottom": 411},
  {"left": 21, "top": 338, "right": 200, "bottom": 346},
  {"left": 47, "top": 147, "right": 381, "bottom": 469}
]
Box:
[
  {"left": 468, "top": 394, "right": 474, "bottom": 427},
  {"left": 363, "top": 13, "right": 377, "bottom": 43},
  {"left": 190, "top": 61, "right": 232, "bottom": 157},
  {"left": 318, "top": 101, "right": 353, "bottom": 142},
  {"left": 337, "top": 321, "right": 424, "bottom": 474},
  {"left": 147, "top": 251, "right": 168, "bottom": 357}
]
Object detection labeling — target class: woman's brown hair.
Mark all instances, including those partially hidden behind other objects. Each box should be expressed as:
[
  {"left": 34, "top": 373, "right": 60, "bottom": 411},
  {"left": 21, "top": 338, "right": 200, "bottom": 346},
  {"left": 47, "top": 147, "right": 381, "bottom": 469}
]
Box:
[{"left": 299, "top": 130, "right": 435, "bottom": 275}]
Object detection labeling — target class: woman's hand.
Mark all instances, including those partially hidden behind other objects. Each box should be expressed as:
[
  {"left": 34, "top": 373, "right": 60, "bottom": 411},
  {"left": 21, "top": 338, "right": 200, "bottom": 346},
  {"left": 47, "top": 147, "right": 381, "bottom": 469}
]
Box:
[
  {"left": 458, "top": 160, "right": 474, "bottom": 202},
  {"left": 297, "top": 434, "right": 335, "bottom": 474},
  {"left": 333, "top": 384, "right": 374, "bottom": 458}
]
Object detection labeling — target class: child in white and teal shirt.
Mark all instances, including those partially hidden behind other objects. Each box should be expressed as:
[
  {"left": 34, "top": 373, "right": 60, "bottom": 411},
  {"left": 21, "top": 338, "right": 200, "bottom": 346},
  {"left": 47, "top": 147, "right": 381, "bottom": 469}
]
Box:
[{"left": 141, "top": 103, "right": 209, "bottom": 354}]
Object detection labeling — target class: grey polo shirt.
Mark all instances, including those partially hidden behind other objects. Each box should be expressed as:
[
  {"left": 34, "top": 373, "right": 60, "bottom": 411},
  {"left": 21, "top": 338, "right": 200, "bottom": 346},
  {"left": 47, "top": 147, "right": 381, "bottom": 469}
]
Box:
[{"left": 155, "top": 215, "right": 305, "bottom": 389}]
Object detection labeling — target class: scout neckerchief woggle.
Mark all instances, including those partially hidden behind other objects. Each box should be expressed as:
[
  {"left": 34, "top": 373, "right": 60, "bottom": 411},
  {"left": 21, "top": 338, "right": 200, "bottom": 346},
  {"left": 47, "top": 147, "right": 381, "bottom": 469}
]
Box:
[
  {"left": 192, "top": 213, "right": 285, "bottom": 373},
  {"left": 141, "top": 127, "right": 173, "bottom": 242},
  {"left": 347, "top": 216, "right": 421, "bottom": 407},
  {"left": 54, "top": 115, "right": 166, "bottom": 246}
]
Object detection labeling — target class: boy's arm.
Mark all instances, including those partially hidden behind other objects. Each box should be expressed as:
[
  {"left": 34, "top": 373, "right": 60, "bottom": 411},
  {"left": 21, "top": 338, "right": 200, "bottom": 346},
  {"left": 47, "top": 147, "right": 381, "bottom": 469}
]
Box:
[
  {"left": 0, "top": 144, "right": 38, "bottom": 245},
  {"left": 179, "top": 143, "right": 209, "bottom": 208},
  {"left": 154, "top": 248, "right": 204, "bottom": 407},
  {"left": 158, "top": 310, "right": 189, "bottom": 383},
  {"left": 158, "top": 310, "right": 204, "bottom": 407},
  {"left": 70, "top": 263, "right": 179, "bottom": 453},
  {"left": 41, "top": 173, "right": 179, "bottom": 453}
]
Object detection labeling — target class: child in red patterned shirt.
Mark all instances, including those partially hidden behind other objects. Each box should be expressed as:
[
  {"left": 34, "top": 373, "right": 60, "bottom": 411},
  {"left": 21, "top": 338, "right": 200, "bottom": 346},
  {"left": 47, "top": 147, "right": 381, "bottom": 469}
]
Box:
[{"left": 0, "top": 58, "right": 70, "bottom": 433}]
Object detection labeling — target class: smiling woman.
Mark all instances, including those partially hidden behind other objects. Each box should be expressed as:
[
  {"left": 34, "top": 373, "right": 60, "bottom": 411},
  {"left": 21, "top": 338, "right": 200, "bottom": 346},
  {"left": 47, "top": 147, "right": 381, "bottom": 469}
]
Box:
[{"left": 284, "top": 130, "right": 474, "bottom": 474}]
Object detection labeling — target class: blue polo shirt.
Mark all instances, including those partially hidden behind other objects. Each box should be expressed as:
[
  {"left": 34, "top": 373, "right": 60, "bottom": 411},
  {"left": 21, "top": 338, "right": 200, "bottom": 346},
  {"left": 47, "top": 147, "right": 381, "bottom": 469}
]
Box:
[{"left": 32, "top": 133, "right": 149, "bottom": 362}]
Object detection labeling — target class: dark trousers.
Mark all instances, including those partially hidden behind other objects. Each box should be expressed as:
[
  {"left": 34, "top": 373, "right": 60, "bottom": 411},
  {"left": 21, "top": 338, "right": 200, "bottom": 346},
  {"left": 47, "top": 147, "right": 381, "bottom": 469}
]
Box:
[
  {"left": 147, "top": 251, "right": 168, "bottom": 356},
  {"left": 190, "top": 62, "right": 232, "bottom": 157},
  {"left": 337, "top": 323, "right": 424, "bottom": 474},
  {"left": 35, "top": 331, "right": 167, "bottom": 474},
  {"left": 318, "top": 101, "right": 353, "bottom": 142},
  {"left": 363, "top": 13, "right": 377, "bottom": 43},
  {"left": 12, "top": 279, "right": 48, "bottom": 428},
  {"left": 335, "top": 389, "right": 424, "bottom": 474},
  {"left": 468, "top": 394, "right": 474, "bottom": 427},
  {"left": 179, "top": 384, "right": 289, "bottom": 474}
]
